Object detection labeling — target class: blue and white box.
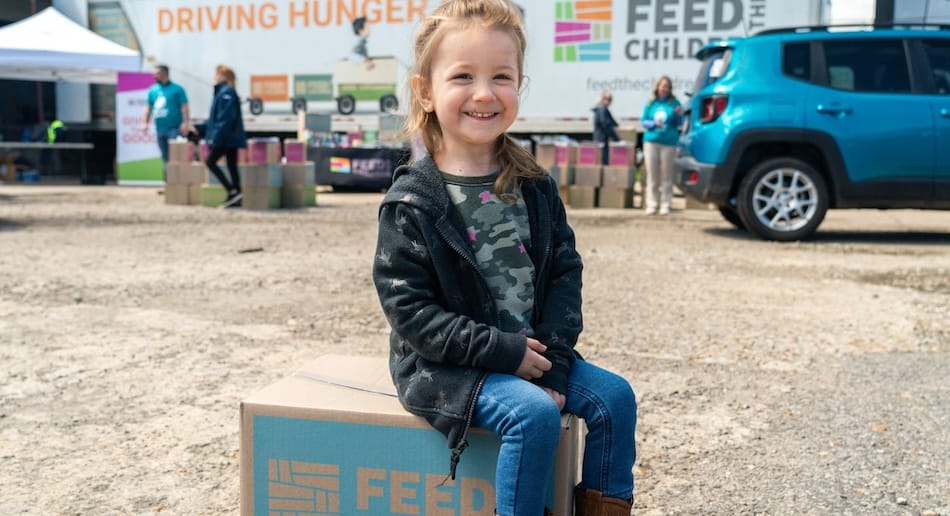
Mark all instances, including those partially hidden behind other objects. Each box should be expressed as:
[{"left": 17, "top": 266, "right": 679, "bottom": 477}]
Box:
[{"left": 240, "top": 354, "right": 580, "bottom": 516}]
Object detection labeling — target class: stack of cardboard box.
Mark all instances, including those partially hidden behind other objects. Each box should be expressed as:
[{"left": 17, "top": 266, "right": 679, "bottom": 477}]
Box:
[
  {"left": 165, "top": 141, "right": 202, "bottom": 205},
  {"left": 599, "top": 142, "right": 637, "bottom": 209},
  {"left": 534, "top": 140, "right": 577, "bottom": 206},
  {"left": 281, "top": 139, "right": 317, "bottom": 208},
  {"left": 568, "top": 141, "right": 603, "bottom": 209}
]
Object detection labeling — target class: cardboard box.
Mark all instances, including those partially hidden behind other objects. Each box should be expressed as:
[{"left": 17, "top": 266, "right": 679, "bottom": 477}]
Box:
[
  {"left": 165, "top": 163, "right": 185, "bottom": 184},
  {"left": 199, "top": 184, "right": 228, "bottom": 207},
  {"left": 243, "top": 186, "right": 281, "bottom": 210},
  {"left": 535, "top": 143, "right": 556, "bottom": 168},
  {"left": 573, "top": 166, "right": 603, "bottom": 187},
  {"left": 559, "top": 185, "right": 570, "bottom": 206},
  {"left": 242, "top": 164, "right": 283, "bottom": 188},
  {"left": 549, "top": 165, "right": 574, "bottom": 187},
  {"left": 282, "top": 162, "right": 316, "bottom": 186},
  {"left": 602, "top": 166, "right": 635, "bottom": 188},
  {"left": 281, "top": 184, "right": 317, "bottom": 208},
  {"left": 186, "top": 162, "right": 206, "bottom": 184},
  {"left": 609, "top": 142, "right": 636, "bottom": 167},
  {"left": 598, "top": 187, "right": 634, "bottom": 209},
  {"left": 240, "top": 355, "right": 579, "bottom": 516},
  {"left": 248, "top": 138, "right": 282, "bottom": 164},
  {"left": 168, "top": 141, "right": 194, "bottom": 163},
  {"left": 187, "top": 183, "right": 202, "bottom": 205},
  {"left": 568, "top": 185, "right": 598, "bottom": 208},
  {"left": 164, "top": 184, "right": 189, "bottom": 205},
  {"left": 554, "top": 143, "right": 578, "bottom": 167},
  {"left": 577, "top": 142, "right": 603, "bottom": 166},
  {"left": 284, "top": 139, "right": 307, "bottom": 163}
]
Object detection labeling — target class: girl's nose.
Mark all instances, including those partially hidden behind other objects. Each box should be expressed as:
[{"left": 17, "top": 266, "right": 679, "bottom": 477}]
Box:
[{"left": 472, "top": 80, "right": 496, "bottom": 102}]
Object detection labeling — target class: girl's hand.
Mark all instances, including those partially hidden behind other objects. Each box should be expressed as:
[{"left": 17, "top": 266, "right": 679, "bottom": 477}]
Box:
[
  {"left": 515, "top": 338, "right": 551, "bottom": 380},
  {"left": 541, "top": 387, "right": 565, "bottom": 411}
]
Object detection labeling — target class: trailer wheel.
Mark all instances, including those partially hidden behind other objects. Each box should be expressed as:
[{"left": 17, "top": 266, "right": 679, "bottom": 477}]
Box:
[
  {"left": 248, "top": 97, "right": 264, "bottom": 116},
  {"left": 380, "top": 94, "right": 399, "bottom": 113},
  {"left": 291, "top": 96, "right": 307, "bottom": 114},
  {"left": 337, "top": 95, "right": 356, "bottom": 115}
]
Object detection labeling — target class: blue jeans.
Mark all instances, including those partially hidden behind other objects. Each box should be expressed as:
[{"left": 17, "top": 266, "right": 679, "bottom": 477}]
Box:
[
  {"left": 473, "top": 360, "right": 637, "bottom": 516},
  {"left": 156, "top": 127, "right": 182, "bottom": 163}
]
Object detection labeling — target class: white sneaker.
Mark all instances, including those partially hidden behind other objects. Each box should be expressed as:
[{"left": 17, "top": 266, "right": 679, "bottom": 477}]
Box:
[
  {"left": 659, "top": 207, "right": 671, "bottom": 215},
  {"left": 644, "top": 208, "right": 658, "bottom": 216}
]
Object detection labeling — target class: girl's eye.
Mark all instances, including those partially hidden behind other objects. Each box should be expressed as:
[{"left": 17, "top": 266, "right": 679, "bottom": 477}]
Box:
[
  {"left": 451, "top": 73, "right": 472, "bottom": 81},
  {"left": 494, "top": 74, "right": 513, "bottom": 81}
]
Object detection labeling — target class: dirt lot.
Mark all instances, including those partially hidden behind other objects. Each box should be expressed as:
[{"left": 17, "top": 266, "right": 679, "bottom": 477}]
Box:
[{"left": 1, "top": 184, "right": 948, "bottom": 515}]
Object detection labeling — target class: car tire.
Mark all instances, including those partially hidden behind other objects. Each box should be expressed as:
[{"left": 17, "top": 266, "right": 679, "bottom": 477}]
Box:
[
  {"left": 379, "top": 94, "right": 399, "bottom": 113},
  {"left": 717, "top": 204, "right": 746, "bottom": 230},
  {"left": 736, "top": 157, "right": 829, "bottom": 241},
  {"left": 337, "top": 95, "right": 356, "bottom": 115}
]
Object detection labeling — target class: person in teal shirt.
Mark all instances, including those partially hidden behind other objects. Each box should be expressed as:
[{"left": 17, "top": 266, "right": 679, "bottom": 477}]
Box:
[
  {"left": 142, "top": 65, "right": 191, "bottom": 175},
  {"left": 640, "top": 76, "right": 682, "bottom": 215}
]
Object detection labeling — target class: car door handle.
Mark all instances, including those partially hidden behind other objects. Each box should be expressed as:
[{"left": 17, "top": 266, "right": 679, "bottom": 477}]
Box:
[{"left": 816, "top": 104, "right": 853, "bottom": 116}]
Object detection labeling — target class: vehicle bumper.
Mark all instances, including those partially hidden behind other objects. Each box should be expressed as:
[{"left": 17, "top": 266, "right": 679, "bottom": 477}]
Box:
[{"left": 674, "top": 154, "right": 732, "bottom": 205}]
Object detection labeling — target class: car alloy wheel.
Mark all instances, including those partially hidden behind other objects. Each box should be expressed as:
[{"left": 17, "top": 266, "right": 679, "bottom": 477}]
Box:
[{"left": 737, "top": 157, "right": 828, "bottom": 241}]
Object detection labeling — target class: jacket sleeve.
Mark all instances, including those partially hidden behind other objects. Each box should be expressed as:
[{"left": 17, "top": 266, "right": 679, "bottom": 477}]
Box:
[
  {"left": 532, "top": 179, "right": 584, "bottom": 394},
  {"left": 607, "top": 109, "right": 620, "bottom": 141},
  {"left": 373, "top": 202, "right": 527, "bottom": 374},
  {"left": 210, "top": 91, "right": 237, "bottom": 147}
]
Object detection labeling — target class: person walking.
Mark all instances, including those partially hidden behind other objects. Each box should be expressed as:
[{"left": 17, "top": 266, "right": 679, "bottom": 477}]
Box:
[
  {"left": 592, "top": 89, "right": 620, "bottom": 165},
  {"left": 142, "top": 65, "right": 190, "bottom": 179},
  {"left": 196, "top": 65, "right": 247, "bottom": 208},
  {"left": 641, "top": 75, "right": 682, "bottom": 215},
  {"left": 372, "top": 2, "right": 637, "bottom": 515}
]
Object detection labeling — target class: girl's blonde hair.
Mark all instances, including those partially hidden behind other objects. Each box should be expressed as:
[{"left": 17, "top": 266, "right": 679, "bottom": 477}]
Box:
[
  {"left": 216, "top": 64, "right": 236, "bottom": 89},
  {"left": 650, "top": 75, "right": 675, "bottom": 103},
  {"left": 405, "top": 0, "right": 544, "bottom": 197}
]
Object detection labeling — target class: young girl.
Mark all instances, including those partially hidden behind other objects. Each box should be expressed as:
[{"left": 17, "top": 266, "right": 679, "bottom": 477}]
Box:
[{"left": 372, "top": 1, "right": 636, "bottom": 515}]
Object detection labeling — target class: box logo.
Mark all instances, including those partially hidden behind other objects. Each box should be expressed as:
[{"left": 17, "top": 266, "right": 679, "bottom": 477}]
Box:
[
  {"left": 269, "top": 459, "right": 341, "bottom": 513},
  {"left": 554, "top": 0, "right": 612, "bottom": 62},
  {"left": 329, "top": 157, "right": 351, "bottom": 174}
]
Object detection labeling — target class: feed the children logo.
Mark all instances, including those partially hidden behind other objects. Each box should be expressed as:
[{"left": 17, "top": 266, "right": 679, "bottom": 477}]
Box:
[{"left": 554, "top": 0, "right": 612, "bottom": 62}]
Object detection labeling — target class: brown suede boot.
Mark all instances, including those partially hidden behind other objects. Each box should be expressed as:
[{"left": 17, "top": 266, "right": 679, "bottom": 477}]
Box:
[{"left": 574, "top": 486, "right": 632, "bottom": 516}]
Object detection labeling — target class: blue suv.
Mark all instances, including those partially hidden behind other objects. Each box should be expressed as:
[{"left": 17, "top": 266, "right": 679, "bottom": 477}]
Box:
[{"left": 675, "top": 26, "right": 950, "bottom": 241}]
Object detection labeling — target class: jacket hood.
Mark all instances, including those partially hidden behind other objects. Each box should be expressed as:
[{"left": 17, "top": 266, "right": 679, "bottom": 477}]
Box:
[{"left": 380, "top": 154, "right": 451, "bottom": 218}]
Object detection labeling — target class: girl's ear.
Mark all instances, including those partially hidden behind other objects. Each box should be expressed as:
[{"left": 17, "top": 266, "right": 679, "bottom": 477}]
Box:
[{"left": 411, "top": 74, "right": 434, "bottom": 112}]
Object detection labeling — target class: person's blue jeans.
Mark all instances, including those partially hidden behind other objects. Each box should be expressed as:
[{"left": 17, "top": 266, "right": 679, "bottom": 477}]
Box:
[
  {"left": 473, "top": 360, "right": 637, "bottom": 516},
  {"left": 156, "top": 127, "right": 182, "bottom": 163}
]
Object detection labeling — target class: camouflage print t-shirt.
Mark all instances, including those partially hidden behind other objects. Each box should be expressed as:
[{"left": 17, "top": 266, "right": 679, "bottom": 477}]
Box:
[{"left": 442, "top": 172, "right": 535, "bottom": 336}]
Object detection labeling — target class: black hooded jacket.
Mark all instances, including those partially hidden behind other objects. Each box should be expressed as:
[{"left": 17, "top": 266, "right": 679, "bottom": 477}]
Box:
[{"left": 372, "top": 155, "right": 584, "bottom": 477}]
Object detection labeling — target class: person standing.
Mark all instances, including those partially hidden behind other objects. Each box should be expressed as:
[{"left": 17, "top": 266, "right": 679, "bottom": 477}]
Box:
[
  {"left": 141, "top": 65, "right": 190, "bottom": 179},
  {"left": 196, "top": 65, "right": 247, "bottom": 208},
  {"left": 641, "top": 75, "right": 682, "bottom": 215},
  {"left": 372, "top": 2, "right": 636, "bottom": 515},
  {"left": 592, "top": 89, "right": 620, "bottom": 165}
]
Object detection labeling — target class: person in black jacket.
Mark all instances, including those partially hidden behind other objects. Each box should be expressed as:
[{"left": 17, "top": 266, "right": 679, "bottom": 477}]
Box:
[
  {"left": 196, "top": 65, "right": 247, "bottom": 207},
  {"left": 372, "top": 2, "right": 636, "bottom": 515},
  {"left": 592, "top": 89, "right": 620, "bottom": 165}
]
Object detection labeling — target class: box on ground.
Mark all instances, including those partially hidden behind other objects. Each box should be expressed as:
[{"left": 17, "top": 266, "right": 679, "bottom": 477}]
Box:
[
  {"left": 164, "top": 184, "right": 189, "bottom": 205},
  {"left": 281, "top": 184, "right": 317, "bottom": 208},
  {"left": 243, "top": 186, "right": 281, "bottom": 210},
  {"left": 555, "top": 143, "right": 578, "bottom": 167},
  {"left": 168, "top": 141, "right": 194, "bottom": 163},
  {"left": 608, "top": 142, "right": 636, "bottom": 167},
  {"left": 577, "top": 142, "right": 603, "bottom": 166},
  {"left": 568, "top": 185, "right": 598, "bottom": 208},
  {"left": 282, "top": 162, "right": 316, "bottom": 186},
  {"left": 559, "top": 185, "right": 570, "bottom": 207},
  {"left": 284, "top": 140, "right": 307, "bottom": 163},
  {"left": 598, "top": 187, "right": 634, "bottom": 209},
  {"left": 549, "top": 165, "right": 574, "bottom": 187},
  {"left": 240, "top": 354, "right": 579, "bottom": 516},
  {"left": 242, "top": 164, "right": 283, "bottom": 188},
  {"left": 248, "top": 137, "right": 282, "bottom": 164},
  {"left": 573, "top": 166, "right": 603, "bottom": 187},
  {"left": 535, "top": 143, "right": 556, "bottom": 168},
  {"left": 602, "top": 166, "right": 635, "bottom": 188}
]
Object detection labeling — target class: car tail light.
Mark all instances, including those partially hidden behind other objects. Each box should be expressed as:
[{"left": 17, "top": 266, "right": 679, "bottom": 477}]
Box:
[
  {"left": 699, "top": 95, "right": 728, "bottom": 123},
  {"left": 686, "top": 171, "right": 700, "bottom": 185}
]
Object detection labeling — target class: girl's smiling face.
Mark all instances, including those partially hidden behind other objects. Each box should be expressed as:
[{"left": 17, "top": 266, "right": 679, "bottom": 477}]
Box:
[{"left": 416, "top": 26, "right": 521, "bottom": 159}]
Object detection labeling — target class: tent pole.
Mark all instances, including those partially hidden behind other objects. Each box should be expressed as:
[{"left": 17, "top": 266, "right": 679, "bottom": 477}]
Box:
[{"left": 31, "top": 0, "right": 45, "bottom": 124}]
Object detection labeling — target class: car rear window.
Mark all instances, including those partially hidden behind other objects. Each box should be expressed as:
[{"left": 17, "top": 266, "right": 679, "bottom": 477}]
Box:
[
  {"left": 692, "top": 48, "right": 732, "bottom": 95},
  {"left": 783, "top": 42, "right": 810, "bottom": 81},
  {"left": 921, "top": 38, "right": 950, "bottom": 95}
]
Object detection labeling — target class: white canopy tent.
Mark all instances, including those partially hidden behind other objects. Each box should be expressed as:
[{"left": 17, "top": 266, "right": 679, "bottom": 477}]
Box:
[{"left": 0, "top": 7, "right": 140, "bottom": 84}]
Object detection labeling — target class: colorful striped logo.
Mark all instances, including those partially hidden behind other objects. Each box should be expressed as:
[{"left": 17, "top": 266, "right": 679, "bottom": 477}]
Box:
[
  {"left": 554, "top": 0, "right": 612, "bottom": 62},
  {"left": 329, "top": 157, "right": 351, "bottom": 174}
]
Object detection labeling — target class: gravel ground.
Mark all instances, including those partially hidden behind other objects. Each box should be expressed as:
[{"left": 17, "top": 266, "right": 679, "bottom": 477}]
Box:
[{"left": 0, "top": 184, "right": 947, "bottom": 515}]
